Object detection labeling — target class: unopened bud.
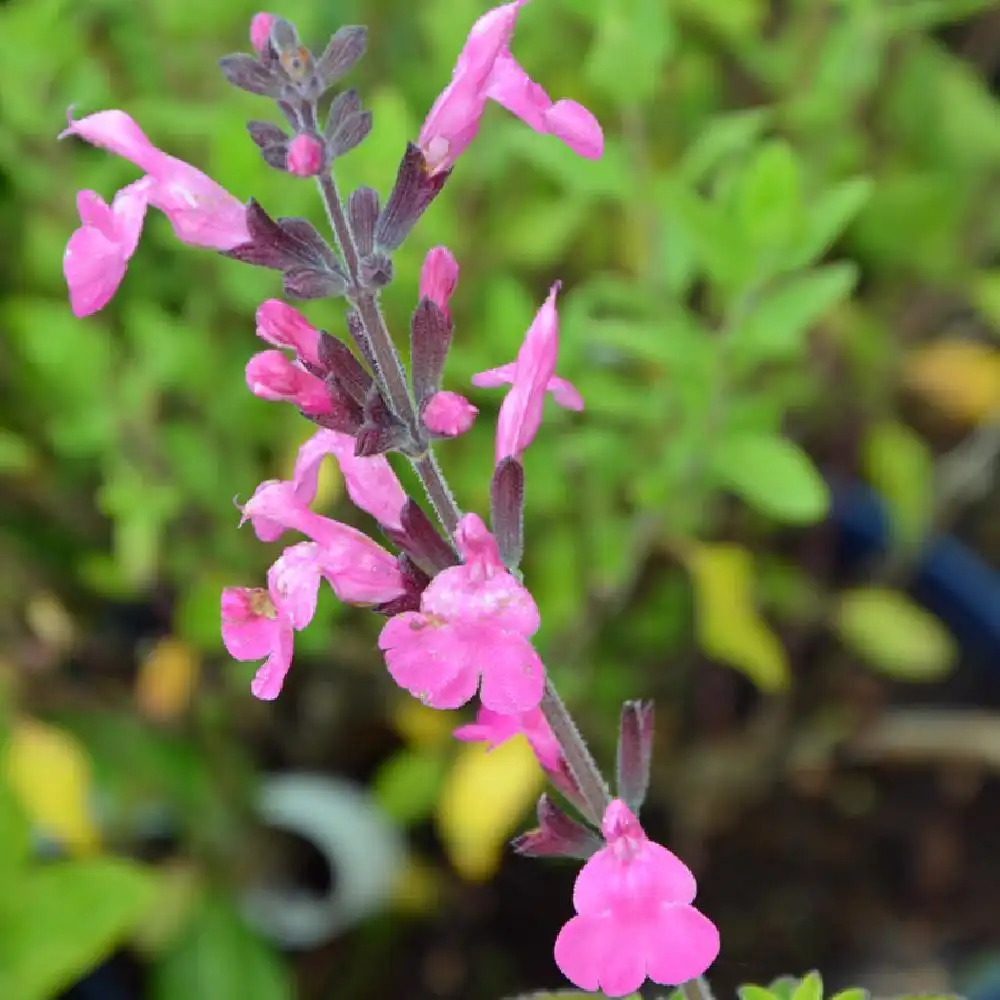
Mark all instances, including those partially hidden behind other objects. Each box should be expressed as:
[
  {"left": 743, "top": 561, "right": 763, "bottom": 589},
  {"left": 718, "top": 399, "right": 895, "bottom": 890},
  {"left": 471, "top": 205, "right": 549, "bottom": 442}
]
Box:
[
  {"left": 250, "top": 12, "right": 276, "bottom": 54},
  {"left": 287, "top": 133, "right": 324, "bottom": 177}
]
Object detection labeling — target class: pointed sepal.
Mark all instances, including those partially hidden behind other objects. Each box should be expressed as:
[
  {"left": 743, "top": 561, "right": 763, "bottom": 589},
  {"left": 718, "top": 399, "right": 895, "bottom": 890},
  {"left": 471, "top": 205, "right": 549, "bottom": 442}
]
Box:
[
  {"left": 615, "top": 700, "right": 654, "bottom": 813},
  {"left": 512, "top": 794, "right": 602, "bottom": 860}
]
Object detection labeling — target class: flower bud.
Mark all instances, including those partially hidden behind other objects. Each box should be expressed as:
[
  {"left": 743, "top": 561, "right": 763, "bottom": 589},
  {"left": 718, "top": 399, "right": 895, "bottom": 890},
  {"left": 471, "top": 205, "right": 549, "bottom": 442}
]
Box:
[
  {"left": 286, "top": 133, "right": 324, "bottom": 177},
  {"left": 422, "top": 391, "right": 477, "bottom": 437},
  {"left": 250, "top": 12, "right": 277, "bottom": 55}
]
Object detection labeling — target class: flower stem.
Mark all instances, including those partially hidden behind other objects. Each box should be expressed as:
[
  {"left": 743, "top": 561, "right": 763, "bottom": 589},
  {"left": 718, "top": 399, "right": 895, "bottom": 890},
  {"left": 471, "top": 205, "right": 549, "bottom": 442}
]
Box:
[{"left": 681, "top": 978, "right": 716, "bottom": 1000}]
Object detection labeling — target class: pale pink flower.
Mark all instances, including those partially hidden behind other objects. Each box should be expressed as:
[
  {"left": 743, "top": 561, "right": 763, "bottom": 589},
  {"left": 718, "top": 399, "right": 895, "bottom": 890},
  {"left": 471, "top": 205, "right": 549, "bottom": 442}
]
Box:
[
  {"left": 454, "top": 705, "right": 561, "bottom": 772},
  {"left": 422, "top": 391, "right": 478, "bottom": 437},
  {"left": 554, "top": 800, "right": 720, "bottom": 997},
  {"left": 245, "top": 350, "right": 333, "bottom": 414},
  {"left": 291, "top": 429, "right": 407, "bottom": 530},
  {"left": 256, "top": 299, "right": 322, "bottom": 368},
  {"left": 222, "top": 542, "right": 322, "bottom": 700},
  {"left": 473, "top": 282, "right": 582, "bottom": 462},
  {"left": 418, "top": 0, "right": 603, "bottom": 175},
  {"left": 378, "top": 513, "right": 544, "bottom": 712},
  {"left": 250, "top": 12, "right": 277, "bottom": 54},
  {"left": 419, "top": 246, "right": 460, "bottom": 320},
  {"left": 286, "top": 134, "right": 324, "bottom": 177},
  {"left": 63, "top": 180, "right": 152, "bottom": 317},
  {"left": 241, "top": 480, "right": 405, "bottom": 604}
]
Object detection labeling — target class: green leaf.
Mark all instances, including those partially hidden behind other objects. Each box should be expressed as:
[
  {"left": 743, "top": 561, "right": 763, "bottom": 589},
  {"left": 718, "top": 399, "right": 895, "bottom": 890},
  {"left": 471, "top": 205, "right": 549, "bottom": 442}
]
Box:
[
  {"left": 836, "top": 588, "right": 958, "bottom": 681},
  {"left": 0, "top": 858, "right": 156, "bottom": 1000},
  {"left": 828, "top": 990, "right": 869, "bottom": 1000},
  {"left": 863, "top": 422, "right": 935, "bottom": 550},
  {"left": 688, "top": 543, "right": 790, "bottom": 691},
  {"left": 739, "top": 988, "right": 781, "bottom": 1000},
  {"left": 736, "top": 140, "right": 804, "bottom": 261},
  {"left": 735, "top": 263, "right": 858, "bottom": 362},
  {"left": 791, "top": 972, "right": 824, "bottom": 1000},
  {"left": 790, "top": 177, "right": 873, "bottom": 268},
  {"left": 713, "top": 434, "right": 830, "bottom": 524},
  {"left": 586, "top": 0, "right": 675, "bottom": 103},
  {"left": 151, "top": 897, "right": 292, "bottom": 1000},
  {"left": 373, "top": 748, "right": 450, "bottom": 826},
  {"left": 0, "top": 781, "right": 30, "bottom": 886},
  {"left": 679, "top": 109, "right": 772, "bottom": 184}
]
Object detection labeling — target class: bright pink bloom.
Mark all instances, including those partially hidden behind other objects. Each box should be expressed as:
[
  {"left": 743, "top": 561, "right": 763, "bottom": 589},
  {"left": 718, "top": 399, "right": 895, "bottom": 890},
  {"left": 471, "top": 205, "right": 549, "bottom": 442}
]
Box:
[
  {"left": 475, "top": 282, "right": 581, "bottom": 462},
  {"left": 378, "top": 513, "right": 544, "bottom": 712},
  {"left": 419, "top": 246, "right": 459, "bottom": 320},
  {"left": 63, "top": 180, "right": 151, "bottom": 317},
  {"left": 422, "top": 391, "right": 478, "bottom": 437},
  {"left": 418, "top": 0, "right": 603, "bottom": 175},
  {"left": 256, "top": 299, "right": 322, "bottom": 368},
  {"left": 250, "top": 12, "right": 276, "bottom": 54},
  {"left": 245, "top": 350, "right": 332, "bottom": 415},
  {"left": 222, "top": 542, "right": 322, "bottom": 700},
  {"left": 286, "top": 134, "right": 324, "bottom": 177},
  {"left": 241, "top": 480, "right": 405, "bottom": 604},
  {"left": 291, "top": 429, "right": 407, "bottom": 530},
  {"left": 554, "top": 800, "right": 720, "bottom": 997},
  {"left": 61, "top": 110, "right": 249, "bottom": 315},
  {"left": 454, "top": 705, "right": 561, "bottom": 772}
]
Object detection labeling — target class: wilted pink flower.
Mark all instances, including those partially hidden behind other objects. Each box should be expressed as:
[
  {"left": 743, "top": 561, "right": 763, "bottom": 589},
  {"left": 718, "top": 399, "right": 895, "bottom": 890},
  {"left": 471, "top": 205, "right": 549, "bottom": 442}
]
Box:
[
  {"left": 554, "top": 800, "right": 720, "bottom": 997},
  {"left": 286, "top": 134, "right": 324, "bottom": 177},
  {"left": 63, "top": 180, "right": 151, "bottom": 317},
  {"left": 61, "top": 110, "right": 249, "bottom": 315},
  {"left": 245, "top": 350, "right": 332, "bottom": 414},
  {"left": 292, "top": 429, "right": 407, "bottom": 530},
  {"left": 222, "top": 542, "right": 322, "bottom": 700},
  {"left": 250, "top": 12, "right": 276, "bottom": 54},
  {"left": 418, "top": 0, "right": 603, "bottom": 175},
  {"left": 474, "top": 282, "right": 581, "bottom": 462},
  {"left": 378, "top": 513, "right": 544, "bottom": 712},
  {"left": 419, "top": 246, "right": 459, "bottom": 320},
  {"left": 256, "top": 299, "right": 322, "bottom": 368},
  {"left": 241, "top": 480, "right": 405, "bottom": 604},
  {"left": 422, "top": 391, "right": 478, "bottom": 437},
  {"left": 454, "top": 705, "right": 561, "bottom": 772}
]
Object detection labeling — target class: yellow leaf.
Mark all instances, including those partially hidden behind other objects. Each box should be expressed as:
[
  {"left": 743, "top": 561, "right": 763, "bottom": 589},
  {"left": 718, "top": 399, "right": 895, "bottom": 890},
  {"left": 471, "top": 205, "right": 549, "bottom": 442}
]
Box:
[
  {"left": 135, "top": 637, "right": 200, "bottom": 722},
  {"left": 280, "top": 429, "right": 343, "bottom": 509},
  {"left": 5, "top": 718, "right": 99, "bottom": 854},
  {"left": 435, "top": 737, "right": 545, "bottom": 881},
  {"left": 687, "top": 542, "right": 790, "bottom": 691},
  {"left": 903, "top": 339, "right": 1000, "bottom": 425}
]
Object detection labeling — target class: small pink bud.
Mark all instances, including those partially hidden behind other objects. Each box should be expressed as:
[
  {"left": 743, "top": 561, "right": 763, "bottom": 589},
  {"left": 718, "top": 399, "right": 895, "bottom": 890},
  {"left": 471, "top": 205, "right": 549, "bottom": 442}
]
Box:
[
  {"left": 419, "top": 246, "right": 459, "bottom": 319},
  {"left": 245, "top": 350, "right": 331, "bottom": 414},
  {"left": 250, "top": 12, "right": 276, "bottom": 55},
  {"left": 286, "top": 134, "right": 324, "bottom": 177},
  {"left": 422, "top": 391, "right": 478, "bottom": 437},
  {"left": 255, "top": 299, "right": 322, "bottom": 368}
]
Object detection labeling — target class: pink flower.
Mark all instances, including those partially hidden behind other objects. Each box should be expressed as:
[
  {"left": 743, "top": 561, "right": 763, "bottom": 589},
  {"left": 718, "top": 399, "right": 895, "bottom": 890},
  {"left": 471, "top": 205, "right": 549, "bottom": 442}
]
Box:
[
  {"left": 250, "top": 12, "right": 276, "bottom": 54},
  {"left": 256, "top": 299, "right": 322, "bottom": 368},
  {"left": 291, "top": 429, "right": 407, "bottom": 530},
  {"left": 422, "top": 391, "right": 478, "bottom": 437},
  {"left": 418, "top": 0, "right": 603, "bottom": 175},
  {"left": 554, "top": 800, "right": 720, "bottom": 997},
  {"left": 245, "top": 350, "right": 333, "bottom": 414},
  {"left": 222, "top": 542, "right": 322, "bottom": 700},
  {"left": 378, "top": 513, "right": 544, "bottom": 712},
  {"left": 473, "top": 282, "right": 582, "bottom": 462},
  {"left": 454, "top": 705, "right": 561, "bottom": 772},
  {"left": 63, "top": 180, "right": 151, "bottom": 317},
  {"left": 419, "top": 246, "right": 459, "bottom": 320},
  {"left": 286, "top": 134, "right": 324, "bottom": 177},
  {"left": 241, "top": 480, "right": 406, "bottom": 604}
]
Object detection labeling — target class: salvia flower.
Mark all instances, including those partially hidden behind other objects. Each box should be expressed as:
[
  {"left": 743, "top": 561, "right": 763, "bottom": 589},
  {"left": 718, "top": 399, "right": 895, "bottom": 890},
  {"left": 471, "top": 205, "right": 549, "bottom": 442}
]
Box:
[
  {"left": 245, "top": 350, "right": 332, "bottom": 414},
  {"left": 554, "top": 800, "right": 720, "bottom": 997},
  {"left": 419, "top": 246, "right": 460, "bottom": 320},
  {"left": 378, "top": 513, "right": 544, "bottom": 713},
  {"left": 286, "top": 133, "right": 325, "bottom": 177},
  {"left": 61, "top": 110, "right": 249, "bottom": 315},
  {"left": 255, "top": 299, "right": 323, "bottom": 368},
  {"left": 474, "top": 282, "right": 582, "bottom": 462},
  {"left": 418, "top": 0, "right": 603, "bottom": 175},
  {"left": 454, "top": 705, "right": 561, "bottom": 773},
  {"left": 422, "top": 390, "right": 478, "bottom": 437}
]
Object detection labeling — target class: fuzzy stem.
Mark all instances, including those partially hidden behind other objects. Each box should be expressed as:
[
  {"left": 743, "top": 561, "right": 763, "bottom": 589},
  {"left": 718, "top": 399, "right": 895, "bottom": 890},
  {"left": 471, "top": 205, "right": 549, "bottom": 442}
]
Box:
[{"left": 682, "top": 978, "right": 716, "bottom": 1000}]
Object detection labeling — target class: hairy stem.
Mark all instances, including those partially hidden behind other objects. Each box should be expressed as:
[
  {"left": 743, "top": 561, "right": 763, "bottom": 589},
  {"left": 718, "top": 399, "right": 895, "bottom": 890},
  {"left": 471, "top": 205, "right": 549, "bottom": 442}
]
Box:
[{"left": 682, "top": 978, "right": 716, "bottom": 1000}]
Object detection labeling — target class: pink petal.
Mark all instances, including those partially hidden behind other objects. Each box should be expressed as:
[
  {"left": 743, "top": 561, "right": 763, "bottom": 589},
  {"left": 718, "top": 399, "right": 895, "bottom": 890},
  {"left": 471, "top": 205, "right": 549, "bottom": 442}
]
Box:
[
  {"left": 293, "top": 429, "right": 407, "bottom": 529},
  {"left": 454, "top": 512, "right": 504, "bottom": 570},
  {"left": 319, "top": 544, "right": 406, "bottom": 605},
  {"left": 419, "top": 246, "right": 460, "bottom": 317},
  {"left": 268, "top": 543, "right": 322, "bottom": 630},
  {"left": 555, "top": 914, "right": 646, "bottom": 998},
  {"left": 422, "top": 390, "right": 478, "bottom": 436},
  {"left": 245, "top": 350, "right": 332, "bottom": 412},
  {"left": 422, "top": 561, "right": 540, "bottom": 636},
  {"left": 250, "top": 12, "right": 276, "bottom": 54},
  {"left": 486, "top": 50, "right": 551, "bottom": 132},
  {"left": 470, "top": 361, "right": 516, "bottom": 389},
  {"left": 473, "top": 627, "right": 545, "bottom": 713},
  {"left": 379, "top": 614, "right": 479, "bottom": 708},
  {"left": 644, "top": 905, "right": 721, "bottom": 987},
  {"left": 76, "top": 190, "right": 115, "bottom": 234},
  {"left": 286, "top": 134, "right": 324, "bottom": 177},
  {"left": 63, "top": 225, "right": 131, "bottom": 318},
  {"left": 62, "top": 109, "right": 165, "bottom": 174},
  {"left": 544, "top": 99, "right": 604, "bottom": 159},
  {"left": 495, "top": 282, "right": 561, "bottom": 461},
  {"left": 249, "top": 620, "right": 294, "bottom": 700},
  {"left": 147, "top": 162, "right": 248, "bottom": 249},
  {"left": 221, "top": 588, "right": 278, "bottom": 661},
  {"left": 547, "top": 374, "right": 584, "bottom": 411},
  {"left": 256, "top": 299, "right": 322, "bottom": 367}
]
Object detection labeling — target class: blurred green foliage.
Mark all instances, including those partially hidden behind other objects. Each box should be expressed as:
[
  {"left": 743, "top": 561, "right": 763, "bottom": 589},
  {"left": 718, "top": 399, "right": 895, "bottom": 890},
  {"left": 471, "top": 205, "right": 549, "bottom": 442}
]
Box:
[{"left": 1, "top": 0, "right": 999, "bottom": 995}]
